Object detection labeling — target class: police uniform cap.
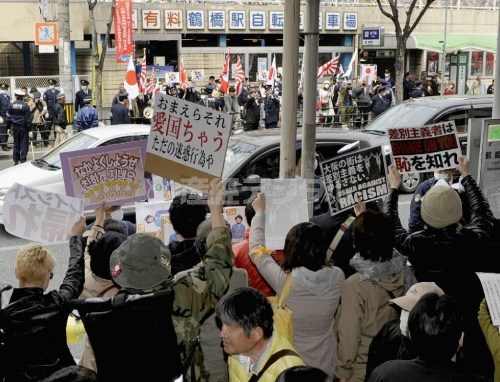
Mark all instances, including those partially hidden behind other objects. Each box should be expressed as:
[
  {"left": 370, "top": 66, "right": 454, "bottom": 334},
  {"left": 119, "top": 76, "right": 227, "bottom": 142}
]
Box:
[
  {"left": 118, "top": 92, "right": 129, "bottom": 100},
  {"left": 415, "top": 79, "right": 423, "bottom": 85},
  {"left": 83, "top": 95, "right": 92, "bottom": 102},
  {"left": 204, "top": 84, "right": 214, "bottom": 93},
  {"left": 0, "top": 83, "right": 9, "bottom": 90},
  {"left": 378, "top": 86, "right": 386, "bottom": 93},
  {"left": 249, "top": 88, "right": 258, "bottom": 94},
  {"left": 264, "top": 84, "right": 272, "bottom": 90},
  {"left": 80, "top": 79, "right": 89, "bottom": 86},
  {"left": 14, "top": 89, "right": 25, "bottom": 97},
  {"left": 57, "top": 93, "right": 66, "bottom": 99},
  {"left": 48, "top": 79, "right": 58, "bottom": 85}
]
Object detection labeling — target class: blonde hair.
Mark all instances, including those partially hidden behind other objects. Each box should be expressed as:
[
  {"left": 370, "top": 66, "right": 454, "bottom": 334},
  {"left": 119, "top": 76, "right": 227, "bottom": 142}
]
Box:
[{"left": 16, "top": 244, "right": 56, "bottom": 284}]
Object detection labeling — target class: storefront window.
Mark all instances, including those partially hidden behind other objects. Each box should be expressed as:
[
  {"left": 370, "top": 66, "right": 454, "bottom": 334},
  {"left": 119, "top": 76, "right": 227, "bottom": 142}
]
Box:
[
  {"left": 471, "top": 50, "right": 484, "bottom": 76},
  {"left": 486, "top": 52, "right": 494, "bottom": 76},
  {"left": 426, "top": 52, "right": 439, "bottom": 73}
]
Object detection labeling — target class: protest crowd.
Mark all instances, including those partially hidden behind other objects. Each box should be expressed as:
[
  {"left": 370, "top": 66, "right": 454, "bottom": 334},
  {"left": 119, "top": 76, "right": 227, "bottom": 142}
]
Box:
[{"left": 1, "top": 47, "right": 500, "bottom": 382}]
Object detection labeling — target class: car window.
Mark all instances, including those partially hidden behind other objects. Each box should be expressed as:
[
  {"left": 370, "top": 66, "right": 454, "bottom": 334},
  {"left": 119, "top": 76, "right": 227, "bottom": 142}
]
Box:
[
  {"left": 433, "top": 107, "right": 470, "bottom": 134},
  {"left": 243, "top": 149, "right": 281, "bottom": 180},
  {"left": 363, "top": 102, "right": 440, "bottom": 133},
  {"left": 131, "top": 135, "right": 149, "bottom": 142},
  {"left": 99, "top": 136, "right": 135, "bottom": 146},
  {"left": 41, "top": 133, "right": 99, "bottom": 167},
  {"left": 223, "top": 140, "right": 259, "bottom": 178}
]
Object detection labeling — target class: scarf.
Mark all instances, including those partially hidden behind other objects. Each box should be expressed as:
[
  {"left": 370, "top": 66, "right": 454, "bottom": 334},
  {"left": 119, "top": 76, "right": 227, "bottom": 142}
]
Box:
[{"left": 349, "top": 249, "right": 417, "bottom": 292}]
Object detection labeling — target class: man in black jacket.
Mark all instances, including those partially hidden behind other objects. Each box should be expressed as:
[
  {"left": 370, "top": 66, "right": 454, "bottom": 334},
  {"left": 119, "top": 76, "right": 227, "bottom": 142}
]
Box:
[
  {"left": 53, "top": 93, "right": 68, "bottom": 147},
  {"left": 110, "top": 92, "right": 131, "bottom": 125},
  {"left": 8, "top": 90, "right": 31, "bottom": 165},
  {"left": 385, "top": 156, "right": 496, "bottom": 379},
  {"left": 0, "top": 217, "right": 86, "bottom": 382}
]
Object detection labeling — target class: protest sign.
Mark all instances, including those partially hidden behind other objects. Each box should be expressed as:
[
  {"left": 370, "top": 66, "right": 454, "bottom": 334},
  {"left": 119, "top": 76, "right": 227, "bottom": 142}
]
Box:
[
  {"left": 150, "top": 174, "right": 175, "bottom": 202},
  {"left": 223, "top": 206, "right": 247, "bottom": 244},
  {"left": 476, "top": 273, "right": 500, "bottom": 327},
  {"left": 60, "top": 141, "right": 152, "bottom": 210},
  {"left": 3, "top": 183, "right": 84, "bottom": 242},
  {"left": 320, "top": 145, "right": 389, "bottom": 216},
  {"left": 388, "top": 121, "right": 461, "bottom": 173},
  {"left": 479, "top": 119, "right": 500, "bottom": 218},
  {"left": 145, "top": 93, "right": 232, "bottom": 190},
  {"left": 166, "top": 72, "right": 180, "bottom": 84},
  {"left": 135, "top": 200, "right": 172, "bottom": 239},
  {"left": 191, "top": 69, "right": 205, "bottom": 82},
  {"left": 261, "top": 178, "right": 309, "bottom": 250}
]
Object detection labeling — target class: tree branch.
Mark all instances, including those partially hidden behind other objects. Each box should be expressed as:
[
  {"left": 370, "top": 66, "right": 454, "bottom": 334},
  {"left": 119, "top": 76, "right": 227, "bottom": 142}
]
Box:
[{"left": 405, "top": 0, "right": 437, "bottom": 38}]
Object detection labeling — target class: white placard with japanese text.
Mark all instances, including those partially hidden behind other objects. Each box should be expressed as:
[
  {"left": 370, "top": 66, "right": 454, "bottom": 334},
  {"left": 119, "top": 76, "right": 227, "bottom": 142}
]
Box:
[
  {"left": 261, "top": 178, "right": 309, "bottom": 250},
  {"left": 388, "top": 121, "right": 462, "bottom": 174},
  {"left": 145, "top": 93, "right": 232, "bottom": 189},
  {"left": 476, "top": 273, "right": 500, "bottom": 327},
  {"left": 3, "top": 183, "right": 84, "bottom": 243},
  {"left": 320, "top": 146, "right": 389, "bottom": 216}
]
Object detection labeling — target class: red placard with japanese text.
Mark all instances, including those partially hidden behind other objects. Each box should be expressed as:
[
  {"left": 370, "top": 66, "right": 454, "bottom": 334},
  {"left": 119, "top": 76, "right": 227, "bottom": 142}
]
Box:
[
  {"left": 388, "top": 121, "right": 462, "bottom": 173},
  {"left": 114, "top": 0, "right": 134, "bottom": 63},
  {"left": 145, "top": 94, "right": 232, "bottom": 189}
]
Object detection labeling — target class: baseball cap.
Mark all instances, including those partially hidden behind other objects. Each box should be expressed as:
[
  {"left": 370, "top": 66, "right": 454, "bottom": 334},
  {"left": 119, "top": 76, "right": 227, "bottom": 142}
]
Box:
[
  {"left": 390, "top": 282, "right": 444, "bottom": 311},
  {"left": 57, "top": 93, "right": 66, "bottom": 99},
  {"left": 110, "top": 233, "right": 172, "bottom": 290},
  {"left": 421, "top": 184, "right": 462, "bottom": 228}
]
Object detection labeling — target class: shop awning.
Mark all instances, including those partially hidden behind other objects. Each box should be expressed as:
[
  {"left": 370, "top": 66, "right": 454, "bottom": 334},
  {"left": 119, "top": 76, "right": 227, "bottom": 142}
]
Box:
[{"left": 410, "top": 33, "right": 497, "bottom": 53}]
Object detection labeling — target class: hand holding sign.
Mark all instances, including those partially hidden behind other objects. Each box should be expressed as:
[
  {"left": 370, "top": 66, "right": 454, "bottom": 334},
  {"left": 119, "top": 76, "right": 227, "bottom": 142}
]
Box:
[
  {"left": 458, "top": 155, "right": 470, "bottom": 177},
  {"left": 388, "top": 164, "right": 402, "bottom": 190},
  {"left": 70, "top": 216, "right": 87, "bottom": 237},
  {"left": 252, "top": 192, "right": 266, "bottom": 213}
]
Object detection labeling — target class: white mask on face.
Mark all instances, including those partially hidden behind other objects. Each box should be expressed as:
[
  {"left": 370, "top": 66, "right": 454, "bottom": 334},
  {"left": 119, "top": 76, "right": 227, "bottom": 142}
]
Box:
[
  {"left": 201, "top": 95, "right": 207, "bottom": 100},
  {"left": 110, "top": 208, "right": 123, "bottom": 221},
  {"left": 385, "top": 74, "right": 390, "bottom": 79},
  {"left": 81, "top": 86, "right": 87, "bottom": 91},
  {"left": 49, "top": 85, "right": 55, "bottom": 90},
  {"left": 434, "top": 171, "right": 452, "bottom": 184},
  {"left": 400, "top": 310, "right": 410, "bottom": 337},
  {"left": 0, "top": 90, "right": 5, "bottom": 95},
  {"left": 324, "top": 84, "right": 330, "bottom": 89}
]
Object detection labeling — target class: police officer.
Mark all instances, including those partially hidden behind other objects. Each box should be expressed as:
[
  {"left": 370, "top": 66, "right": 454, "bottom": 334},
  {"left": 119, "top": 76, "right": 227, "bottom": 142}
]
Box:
[
  {"left": 410, "top": 79, "right": 425, "bottom": 98},
  {"left": 75, "top": 95, "right": 99, "bottom": 132},
  {"left": 0, "top": 83, "right": 12, "bottom": 151},
  {"left": 263, "top": 84, "right": 280, "bottom": 129},
  {"left": 74, "top": 79, "right": 92, "bottom": 112},
  {"left": 42, "top": 79, "right": 60, "bottom": 147},
  {"left": 110, "top": 92, "right": 131, "bottom": 125},
  {"left": 53, "top": 93, "right": 68, "bottom": 147},
  {"left": 8, "top": 90, "right": 30, "bottom": 165}
]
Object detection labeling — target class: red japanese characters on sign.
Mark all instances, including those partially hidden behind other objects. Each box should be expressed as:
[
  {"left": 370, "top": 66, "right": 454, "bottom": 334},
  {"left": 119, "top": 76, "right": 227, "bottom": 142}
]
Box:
[
  {"left": 114, "top": 0, "right": 134, "bottom": 63},
  {"left": 388, "top": 121, "right": 462, "bottom": 174},
  {"left": 145, "top": 94, "right": 232, "bottom": 187}
]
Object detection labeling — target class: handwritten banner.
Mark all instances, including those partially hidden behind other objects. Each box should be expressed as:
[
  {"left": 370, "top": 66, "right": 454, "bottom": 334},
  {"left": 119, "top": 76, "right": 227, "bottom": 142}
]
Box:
[
  {"left": 388, "top": 121, "right": 461, "bottom": 173},
  {"left": 145, "top": 93, "right": 232, "bottom": 189},
  {"left": 3, "top": 183, "right": 84, "bottom": 242},
  {"left": 320, "top": 146, "right": 389, "bottom": 215},
  {"left": 114, "top": 0, "right": 134, "bottom": 63},
  {"left": 60, "top": 141, "right": 152, "bottom": 210}
]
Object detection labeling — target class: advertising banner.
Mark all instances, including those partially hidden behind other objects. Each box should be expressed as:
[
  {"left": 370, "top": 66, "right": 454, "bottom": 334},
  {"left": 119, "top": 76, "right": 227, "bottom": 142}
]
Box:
[{"left": 114, "top": 0, "right": 134, "bottom": 63}]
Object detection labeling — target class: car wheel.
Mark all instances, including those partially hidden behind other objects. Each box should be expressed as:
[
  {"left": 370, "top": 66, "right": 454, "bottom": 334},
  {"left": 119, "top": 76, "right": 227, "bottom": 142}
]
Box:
[{"left": 399, "top": 172, "right": 422, "bottom": 194}]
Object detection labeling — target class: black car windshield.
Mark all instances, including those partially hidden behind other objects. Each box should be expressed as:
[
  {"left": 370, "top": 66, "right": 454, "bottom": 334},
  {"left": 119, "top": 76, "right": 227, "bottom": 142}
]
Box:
[
  {"left": 39, "top": 132, "right": 99, "bottom": 167},
  {"left": 223, "top": 139, "right": 259, "bottom": 178},
  {"left": 363, "top": 101, "right": 440, "bottom": 134}
]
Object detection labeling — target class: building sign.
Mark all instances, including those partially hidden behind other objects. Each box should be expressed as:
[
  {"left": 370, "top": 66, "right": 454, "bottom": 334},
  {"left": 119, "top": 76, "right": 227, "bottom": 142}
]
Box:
[
  {"left": 388, "top": 121, "right": 462, "bottom": 173},
  {"left": 343, "top": 12, "right": 358, "bottom": 30},
  {"left": 34, "top": 22, "right": 58, "bottom": 45},
  {"left": 145, "top": 94, "right": 232, "bottom": 188},
  {"left": 165, "top": 9, "right": 183, "bottom": 30},
  {"left": 187, "top": 10, "right": 205, "bottom": 29},
  {"left": 142, "top": 9, "right": 161, "bottom": 30},
  {"left": 229, "top": 10, "right": 246, "bottom": 30},
  {"left": 324, "top": 12, "right": 340, "bottom": 31},
  {"left": 208, "top": 10, "right": 225, "bottom": 30},
  {"left": 362, "top": 27, "right": 382, "bottom": 46},
  {"left": 115, "top": 0, "right": 134, "bottom": 63},
  {"left": 320, "top": 146, "right": 389, "bottom": 215},
  {"left": 250, "top": 11, "right": 266, "bottom": 30},
  {"left": 269, "top": 11, "right": 284, "bottom": 30},
  {"left": 3, "top": 183, "right": 84, "bottom": 243},
  {"left": 60, "top": 141, "right": 152, "bottom": 210}
]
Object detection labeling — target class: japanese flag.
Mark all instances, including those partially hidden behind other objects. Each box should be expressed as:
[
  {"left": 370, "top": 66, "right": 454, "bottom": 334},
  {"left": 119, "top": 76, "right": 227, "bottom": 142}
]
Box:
[
  {"left": 360, "top": 64, "right": 377, "bottom": 85},
  {"left": 124, "top": 55, "right": 139, "bottom": 100}
]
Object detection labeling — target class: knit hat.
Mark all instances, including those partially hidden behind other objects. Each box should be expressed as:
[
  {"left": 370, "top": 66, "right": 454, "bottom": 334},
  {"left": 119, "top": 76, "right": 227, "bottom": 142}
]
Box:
[
  {"left": 110, "top": 233, "right": 172, "bottom": 290},
  {"left": 89, "top": 231, "right": 128, "bottom": 280},
  {"left": 390, "top": 282, "right": 444, "bottom": 311},
  {"left": 421, "top": 185, "right": 462, "bottom": 228}
]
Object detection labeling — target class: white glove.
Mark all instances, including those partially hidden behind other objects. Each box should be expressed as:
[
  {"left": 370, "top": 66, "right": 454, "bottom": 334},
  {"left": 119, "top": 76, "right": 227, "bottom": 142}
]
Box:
[
  {"left": 29, "top": 131, "right": 33, "bottom": 139},
  {"left": 45, "top": 113, "right": 49, "bottom": 119}
]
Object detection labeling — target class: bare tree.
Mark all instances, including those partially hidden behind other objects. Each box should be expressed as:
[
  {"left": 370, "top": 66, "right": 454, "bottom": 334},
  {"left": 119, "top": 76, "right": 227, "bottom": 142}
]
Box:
[
  {"left": 87, "top": 0, "right": 116, "bottom": 118},
  {"left": 376, "top": 0, "right": 436, "bottom": 103}
]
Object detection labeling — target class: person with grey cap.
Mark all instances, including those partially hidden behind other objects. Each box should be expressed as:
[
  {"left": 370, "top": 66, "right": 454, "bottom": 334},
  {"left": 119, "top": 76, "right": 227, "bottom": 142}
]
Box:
[
  {"left": 74, "top": 79, "right": 92, "bottom": 112},
  {"left": 75, "top": 95, "right": 98, "bottom": 132},
  {"left": 110, "top": 92, "right": 131, "bottom": 125},
  {"left": 72, "top": 181, "right": 233, "bottom": 382},
  {"left": 365, "top": 282, "right": 445, "bottom": 379},
  {"left": 386, "top": 156, "right": 496, "bottom": 379},
  {"left": 52, "top": 92, "right": 68, "bottom": 147},
  {"left": 7, "top": 89, "right": 31, "bottom": 165}
]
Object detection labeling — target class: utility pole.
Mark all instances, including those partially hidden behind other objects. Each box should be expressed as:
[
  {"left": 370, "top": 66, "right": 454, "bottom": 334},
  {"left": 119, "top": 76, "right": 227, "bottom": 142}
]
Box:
[
  {"left": 440, "top": 0, "right": 449, "bottom": 95},
  {"left": 58, "top": 0, "right": 73, "bottom": 103},
  {"left": 494, "top": 7, "right": 500, "bottom": 118},
  {"left": 301, "top": 0, "right": 320, "bottom": 218},
  {"left": 280, "top": 0, "right": 300, "bottom": 180}
]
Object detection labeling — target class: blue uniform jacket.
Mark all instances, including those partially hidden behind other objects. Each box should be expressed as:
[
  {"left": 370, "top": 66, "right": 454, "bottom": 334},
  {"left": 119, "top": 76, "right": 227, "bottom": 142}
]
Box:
[{"left": 75, "top": 104, "right": 99, "bottom": 131}]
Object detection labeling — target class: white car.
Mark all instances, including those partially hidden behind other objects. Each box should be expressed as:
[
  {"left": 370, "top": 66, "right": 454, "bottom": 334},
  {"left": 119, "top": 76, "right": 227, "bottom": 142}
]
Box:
[{"left": 0, "top": 125, "right": 150, "bottom": 225}]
